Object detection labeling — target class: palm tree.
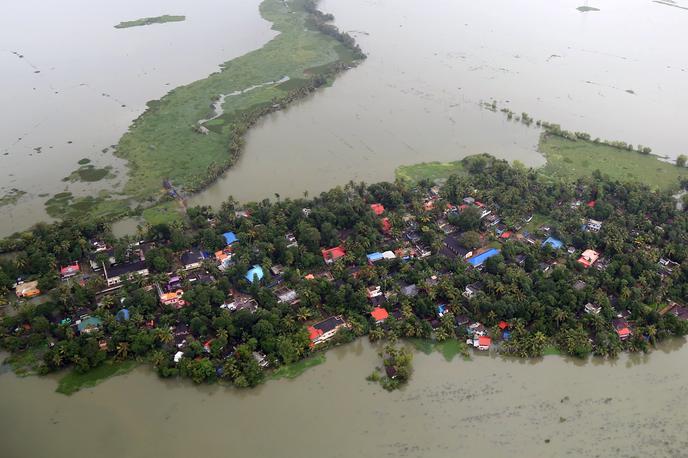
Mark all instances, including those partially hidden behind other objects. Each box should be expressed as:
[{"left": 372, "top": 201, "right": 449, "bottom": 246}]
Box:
[
  {"left": 155, "top": 328, "right": 173, "bottom": 345},
  {"left": 553, "top": 309, "right": 569, "bottom": 329},
  {"left": 116, "top": 342, "right": 130, "bottom": 360},
  {"left": 150, "top": 350, "right": 167, "bottom": 369},
  {"left": 296, "top": 306, "right": 313, "bottom": 322}
]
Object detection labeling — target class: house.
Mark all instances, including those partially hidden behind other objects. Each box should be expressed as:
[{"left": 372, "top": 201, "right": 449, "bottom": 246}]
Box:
[
  {"left": 367, "top": 252, "right": 384, "bottom": 264},
  {"left": 381, "top": 218, "right": 392, "bottom": 235},
  {"left": 181, "top": 250, "right": 207, "bottom": 270},
  {"left": 371, "top": 307, "right": 389, "bottom": 323},
  {"left": 370, "top": 203, "right": 385, "bottom": 216},
  {"left": 584, "top": 303, "right": 602, "bottom": 315},
  {"left": 381, "top": 251, "right": 396, "bottom": 261},
  {"left": 158, "top": 285, "right": 186, "bottom": 308},
  {"left": 437, "top": 304, "right": 448, "bottom": 317},
  {"left": 322, "top": 246, "right": 346, "bottom": 264},
  {"left": 463, "top": 282, "right": 484, "bottom": 299},
  {"left": 542, "top": 237, "right": 563, "bottom": 250},
  {"left": 215, "top": 249, "right": 233, "bottom": 271},
  {"left": 468, "top": 322, "right": 487, "bottom": 337},
  {"left": 15, "top": 280, "right": 40, "bottom": 298},
  {"left": 253, "top": 351, "right": 269, "bottom": 368},
  {"left": 660, "top": 301, "right": 688, "bottom": 320},
  {"left": 476, "top": 335, "right": 492, "bottom": 351},
  {"left": 577, "top": 249, "right": 600, "bottom": 268},
  {"left": 455, "top": 314, "right": 470, "bottom": 327},
  {"left": 245, "top": 265, "right": 264, "bottom": 283},
  {"left": 442, "top": 235, "right": 472, "bottom": 259},
  {"left": 484, "top": 214, "right": 500, "bottom": 226},
  {"left": 285, "top": 233, "right": 298, "bottom": 248},
  {"left": 498, "top": 321, "right": 509, "bottom": 331},
  {"left": 174, "top": 351, "right": 184, "bottom": 363},
  {"left": 659, "top": 258, "right": 679, "bottom": 275},
  {"left": 60, "top": 262, "right": 80, "bottom": 279},
  {"left": 612, "top": 316, "right": 632, "bottom": 340},
  {"left": 221, "top": 294, "right": 258, "bottom": 313},
  {"left": 102, "top": 260, "right": 149, "bottom": 287},
  {"left": 573, "top": 280, "right": 587, "bottom": 291},
  {"left": 76, "top": 316, "right": 102, "bottom": 335},
  {"left": 366, "top": 286, "right": 384, "bottom": 306},
  {"left": 222, "top": 231, "right": 238, "bottom": 246},
  {"left": 307, "top": 316, "right": 347, "bottom": 345},
  {"left": 275, "top": 287, "right": 299, "bottom": 305},
  {"left": 400, "top": 284, "right": 419, "bottom": 297},
  {"left": 586, "top": 219, "right": 603, "bottom": 232},
  {"left": 467, "top": 248, "right": 500, "bottom": 268}
]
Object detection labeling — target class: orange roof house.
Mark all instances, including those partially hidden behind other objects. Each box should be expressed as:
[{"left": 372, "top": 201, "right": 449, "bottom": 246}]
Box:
[
  {"left": 498, "top": 321, "right": 509, "bottom": 330},
  {"left": 370, "top": 203, "right": 385, "bottom": 216},
  {"left": 477, "top": 336, "right": 492, "bottom": 350},
  {"left": 381, "top": 217, "right": 392, "bottom": 234},
  {"left": 577, "top": 249, "right": 600, "bottom": 268},
  {"left": 322, "top": 246, "right": 346, "bottom": 264},
  {"left": 371, "top": 307, "right": 389, "bottom": 323}
]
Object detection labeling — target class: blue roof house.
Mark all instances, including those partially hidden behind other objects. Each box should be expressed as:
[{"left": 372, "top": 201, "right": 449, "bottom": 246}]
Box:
[
  {"left": 116, "top": 308, "right": 130, "bottom": 322},
  {"left": 467, "top": 248, "right": 501, "bottom": 267},
  {"left": 245, "top": 265, "right": 264, "bottom": 283},
  {"left": 366, "top": 252, "right": 384, "bottom": 263},
  {"left": 437, "top": 304, "right": 448, "bottom": 317},
  {"left": 542, "top": 237, "right": 563, "bottom": 250},
  {"left": 223, "top": 232, "right": 238, "bottom": 245}
]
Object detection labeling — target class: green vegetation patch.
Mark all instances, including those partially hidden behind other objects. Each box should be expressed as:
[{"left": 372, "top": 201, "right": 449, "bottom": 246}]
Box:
[
  {"left": 269, "top": 353, "right": 326, "bottom": 380},
  {"left": 56, "top": 360, "right": 138, "bottom": 395},
  {"left": 543, "top": 344, "right": 562, "bottom": 356},
  {"left": 141, "top": 201, "right": 184, "bottom": 226},
  {"left": 115, "top": 0, "right": 361, "bottom": 200},
  {"left": 0, "top": 189, "right": 27, "bottom": 207},
  {"left": 4, "top": 345, "right": 46, "bottom": 377},
  {"left": 45, "top": 192, "right": 130, "bottom": 220},
  {"left": 407, "top": 338, "right": 468, "bottom": 361},
  {"left": 577, "top": 6, "right": 600, "bottom": 12},
  {"left": 63, "top": 165, "right": 114, "bottom": 183},
  {"left": 539, "top": 134, "right": 688, "bottom": 191},
  {"left": 396, "top": 161, "right": 467, "bottom": 183},
  {"left": 77, "top": 158, "right": 91, "bottom": 165},
  {"left": 114, "top": 15, "right": 186, "bottom": 29}
]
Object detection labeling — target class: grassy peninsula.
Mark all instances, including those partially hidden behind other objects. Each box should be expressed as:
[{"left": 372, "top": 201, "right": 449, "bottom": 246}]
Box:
[
  {"left": 116, "top": 0, "right": 364, "bottom": 201},
  {"left": 397, "top": 132, "right": 688, "bottom": 191},
  {"left": 114, "top": 15, "right": 185, "bottom": 29}
]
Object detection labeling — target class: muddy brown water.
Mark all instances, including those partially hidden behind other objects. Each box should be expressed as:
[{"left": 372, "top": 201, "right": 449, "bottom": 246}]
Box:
[
  {"left": 0, "top": 0, "right": 273, "bottom": 236},
  {"left": 1, "top": 339, "right": 688, "bottom": 457},
  {"left": 190, "top": 0, "right": 688, "bottom": 206}
]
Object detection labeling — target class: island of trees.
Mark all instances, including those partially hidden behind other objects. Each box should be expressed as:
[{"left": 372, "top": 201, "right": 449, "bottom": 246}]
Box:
[{"left": 2, "top": 154, "right": 688, "bottom": 392}]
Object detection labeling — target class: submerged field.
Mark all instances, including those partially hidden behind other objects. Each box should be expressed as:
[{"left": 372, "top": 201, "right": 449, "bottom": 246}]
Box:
[
  {"left": 116, "top": 0, "right": 360, "bottom": 201},
  {"left": 538, "top": 134, "right": 687, "bottom": 190},
  {"left": 397, "top": 134, "right": 688, "bottom": 191}
]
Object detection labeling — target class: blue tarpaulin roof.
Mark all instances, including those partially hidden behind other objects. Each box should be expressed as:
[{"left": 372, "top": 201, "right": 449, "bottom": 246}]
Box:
[
  {"left": 223, "top": 232, "right": 238, "bottom": 245},
  {"left": 116, "top": 309, "right": 130, "bottom": 321},
  {"left": 467, "top": 248, "right": 500, "bottom": 267},
  {"left": 542, "top": 237, "right": 563, "bottom": 249},
  {"left": 245, "top": 265, "right": 264, "bottom": 283},
  {"left": 367, "top": 252, "right": 383, "bottom": 262}
]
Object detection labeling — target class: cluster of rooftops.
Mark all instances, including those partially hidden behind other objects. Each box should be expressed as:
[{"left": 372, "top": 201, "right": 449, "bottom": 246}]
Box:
[{"left": 14, "top": 185, "right": 688, "bottom": 357}]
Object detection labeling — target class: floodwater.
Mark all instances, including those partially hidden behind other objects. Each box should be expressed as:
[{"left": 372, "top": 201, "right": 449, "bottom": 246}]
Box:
[
  {"left": 2, "top": 339, "right": 688, "bottom": 457},
  {"left": 0, "top": 0, "right": 273, "bottom": 236},
  {"left": 190, "top": 0, "right": 688, "bottom": 206}
]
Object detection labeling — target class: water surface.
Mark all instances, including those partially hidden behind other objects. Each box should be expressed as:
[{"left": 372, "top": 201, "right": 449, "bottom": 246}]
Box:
[
  {"left": 1, "top": 339, "right": 687, "bottom": 457},
  {"left": 0, "top": 0, "right": 272, "bottom": 236}
]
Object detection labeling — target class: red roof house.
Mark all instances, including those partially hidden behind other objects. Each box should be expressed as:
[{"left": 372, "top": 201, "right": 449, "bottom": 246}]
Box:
[
  {"left": 500, "top": 231, "right": 512, "bottom": 240},
  {"left": 477, "top": 336, "right": 492, "bottom": 350},
  {"left": 322, "top": 246, "right": 346, "bottom": 264},
  {"left": 370, "top": 203, "right": 385, "bottom": 216},
  {"left": 60, "top": 262, "right": 81, "bottom": 278},
  {"left": 371, "top": 307, "right": 389, "bottom": 323},
  {"left": 587, "top": 200, "right": 596, "bottom": 208},
  {"left": 498, "top": 321, "right": 509, "bottom": 330},
  {"left": 381, "top": 217, "right": 392, "bottom": 234}
]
